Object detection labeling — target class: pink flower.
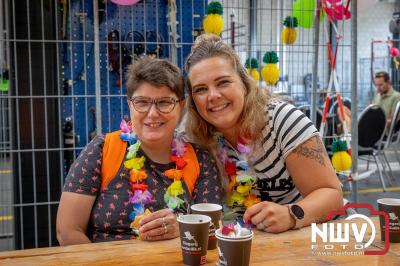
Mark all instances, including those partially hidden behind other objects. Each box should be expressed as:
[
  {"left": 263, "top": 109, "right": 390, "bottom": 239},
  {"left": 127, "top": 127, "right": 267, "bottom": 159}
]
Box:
[
  {"left": 129, "top": 190, "right": 155, "bottom": 205},
  {"left": 237, "top": 143, "right": 251, "bottom": 155},
  {"left": 172, "top": 138, "right": 186, "bottom": 157},
  {"left": 120, "top": 120, "right": 131, "bottom": 133},
  {"left": 218, "top": 147, "right": 228, "bottom": 163}
]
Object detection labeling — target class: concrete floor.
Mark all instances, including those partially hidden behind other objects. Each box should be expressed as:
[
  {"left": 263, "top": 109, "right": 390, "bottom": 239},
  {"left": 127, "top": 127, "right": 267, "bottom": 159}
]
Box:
[
  {"left": 342, "top": 154, "right": 400, "bottom": 216},
  {"left": 0, "top": 152, "right": 399, "bottom": 251}
]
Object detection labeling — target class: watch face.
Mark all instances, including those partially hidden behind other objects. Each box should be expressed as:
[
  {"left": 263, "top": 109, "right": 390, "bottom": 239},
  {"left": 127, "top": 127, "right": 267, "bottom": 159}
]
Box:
[{"left": 291, "top": 205, "right": 304, "bottom": 219}]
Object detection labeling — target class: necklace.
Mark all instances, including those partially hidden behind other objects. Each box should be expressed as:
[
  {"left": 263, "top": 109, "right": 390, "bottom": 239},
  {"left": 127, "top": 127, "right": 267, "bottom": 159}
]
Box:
[
  {"left": 217, "top": 135, "right": 260, "bottom": 217},
  {"left": 119, "top": 120, "right": 187, "bottom": 235}
]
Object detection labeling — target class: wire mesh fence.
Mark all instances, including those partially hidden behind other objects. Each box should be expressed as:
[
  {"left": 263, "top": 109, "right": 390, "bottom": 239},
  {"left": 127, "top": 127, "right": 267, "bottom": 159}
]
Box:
[
  {"left": 1, "top": 0, "right": 212, "bottom": 251},
  {"left": 0, "top": 0, "right": 381, "bottom": 251}
]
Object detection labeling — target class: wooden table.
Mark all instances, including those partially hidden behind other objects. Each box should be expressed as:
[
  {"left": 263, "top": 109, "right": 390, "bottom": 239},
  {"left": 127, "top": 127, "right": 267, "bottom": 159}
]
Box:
[{"left": 0, "top": 217, "right": 399, "bottom": 265}]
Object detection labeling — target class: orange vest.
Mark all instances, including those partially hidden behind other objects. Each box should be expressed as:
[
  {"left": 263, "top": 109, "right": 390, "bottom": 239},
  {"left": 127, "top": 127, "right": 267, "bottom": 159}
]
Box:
[{"left": 100, "top": 130, "right": 200, "bottom": 195}]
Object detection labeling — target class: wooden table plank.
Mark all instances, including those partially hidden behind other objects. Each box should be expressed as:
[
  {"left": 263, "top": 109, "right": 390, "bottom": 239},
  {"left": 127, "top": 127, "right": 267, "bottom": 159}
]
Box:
[{"left": 0, "top": 217, "right": 399, "bottom": 265}]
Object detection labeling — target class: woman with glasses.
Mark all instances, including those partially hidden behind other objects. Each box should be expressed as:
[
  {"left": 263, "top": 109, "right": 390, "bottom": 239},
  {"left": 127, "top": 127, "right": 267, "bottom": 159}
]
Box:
[
  {"left": 56, "top": 57, "right": 223, "bottom": 245},
  {"left": 184, "top": 34, "right": 342, "bottom": 233}
]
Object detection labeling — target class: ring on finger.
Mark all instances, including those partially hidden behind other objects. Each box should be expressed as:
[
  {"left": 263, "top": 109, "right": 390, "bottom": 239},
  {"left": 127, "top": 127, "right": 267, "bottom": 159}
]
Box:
[
  {"left": 263, "top": 220, "right": 269, "bottom": 227},
  {"left": 162, "top": 217, "right": 167, "bottom": 227},
  {"left": 163, "top": 223, "right": 168, "bottom": 234},
  {"left": 257, "top": 222, "right": 265, "bottom": 230}
]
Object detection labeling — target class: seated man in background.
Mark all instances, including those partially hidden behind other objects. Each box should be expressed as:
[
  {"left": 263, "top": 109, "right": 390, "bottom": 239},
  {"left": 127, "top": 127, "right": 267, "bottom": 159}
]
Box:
[{"left": 372, "top": 71, "right": 400, "bottom": 128}]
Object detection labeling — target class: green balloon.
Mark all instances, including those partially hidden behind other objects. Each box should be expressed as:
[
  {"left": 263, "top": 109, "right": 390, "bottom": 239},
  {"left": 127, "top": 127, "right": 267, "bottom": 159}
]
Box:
[
  {"left": 0, "top": 79, "right": 8, "bottom": 92},
  {"left": 292, "top": 0, "right": 315, "bottom": 29}
]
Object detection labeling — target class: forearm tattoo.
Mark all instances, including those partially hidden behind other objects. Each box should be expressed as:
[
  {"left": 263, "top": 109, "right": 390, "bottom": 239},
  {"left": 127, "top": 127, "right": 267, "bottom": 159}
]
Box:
[{"left": 292, "top": 136, "right": 326, "bottom": 167}]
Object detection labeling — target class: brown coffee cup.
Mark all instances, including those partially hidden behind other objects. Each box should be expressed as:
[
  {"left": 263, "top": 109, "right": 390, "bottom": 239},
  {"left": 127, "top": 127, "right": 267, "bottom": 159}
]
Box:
[
  {"left": 177, "top": 214, "right": 211, "bottom": 265},
  {"left": 190, "top": 203, "right": 222, "bottom": 250},
  {"left": 215, "top": 228, "right": 253, "bottom": 266},
  {"left": 377, "top": 198, "right": 400, "bottom": 243}
]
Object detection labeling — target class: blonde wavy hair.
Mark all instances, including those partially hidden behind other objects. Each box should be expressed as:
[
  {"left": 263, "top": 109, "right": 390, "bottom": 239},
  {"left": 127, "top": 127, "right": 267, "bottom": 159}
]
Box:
[{"left": 185, "top": 34, "right": 270, "bottom": 153}]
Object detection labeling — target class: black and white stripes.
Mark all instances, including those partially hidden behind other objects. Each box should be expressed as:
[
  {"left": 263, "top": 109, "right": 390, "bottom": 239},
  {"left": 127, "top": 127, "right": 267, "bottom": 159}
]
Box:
[{"left": 225, "top": 100, "right": 319, "bottom": 205}]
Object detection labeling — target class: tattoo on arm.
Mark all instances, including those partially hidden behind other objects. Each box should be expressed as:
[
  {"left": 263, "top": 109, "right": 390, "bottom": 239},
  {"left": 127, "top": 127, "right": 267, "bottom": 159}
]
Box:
[{"left": 292, "top": 136, "right": 327, "bottom": 167}]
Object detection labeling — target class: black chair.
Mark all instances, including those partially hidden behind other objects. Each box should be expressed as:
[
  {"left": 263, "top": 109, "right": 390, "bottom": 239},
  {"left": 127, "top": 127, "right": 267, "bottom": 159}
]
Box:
[
  {"left": 329, "top": 96, "right": 351, "bottom": 114},
  {"left": 297, "top": 105, "right": 323, "bottom": 132},
  {"left": 358, "top": 104, "right": 388, "bottom": 191},
  {"left": 298, "top": 105, "right": 335, "bottom": 148},
  {"left": 329, "top": 97, "right": 351, "bottom": 136},
  {"left": 378, "top": 101, "right": 400, "bottom": 177}
]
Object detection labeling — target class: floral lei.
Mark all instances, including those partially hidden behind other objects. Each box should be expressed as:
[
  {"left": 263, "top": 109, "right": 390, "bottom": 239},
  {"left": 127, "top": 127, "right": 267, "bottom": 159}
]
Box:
[
  {"left": 217, "top": 135, "right": 260, "bottom": 217},
  {"left": 119, "top": 120, "right": 188, "bottom": 235}
]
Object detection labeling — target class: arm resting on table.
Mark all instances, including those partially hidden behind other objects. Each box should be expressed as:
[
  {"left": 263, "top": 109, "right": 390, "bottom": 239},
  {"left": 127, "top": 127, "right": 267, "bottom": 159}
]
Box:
[
  {"left": 286, "top": 135, "right": 343, "bottom": 227},
  {"left": 56, "top": 192, "right": 96, "bottom": 246}
]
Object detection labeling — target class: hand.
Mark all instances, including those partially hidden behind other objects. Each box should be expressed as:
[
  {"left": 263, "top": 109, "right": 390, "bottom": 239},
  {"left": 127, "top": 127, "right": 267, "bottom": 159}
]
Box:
[
  {"left": 243, "top": 201, "right": 295, "bottom": 233},
  {"left": 138, "top": 209, "right": 179, "bottom": 241}
]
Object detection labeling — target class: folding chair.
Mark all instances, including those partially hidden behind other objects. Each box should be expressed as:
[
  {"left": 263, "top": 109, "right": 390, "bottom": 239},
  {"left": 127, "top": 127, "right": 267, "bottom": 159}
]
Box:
[
  {"left": 377, "top": 101, "right": 400, "bottom": 179},
  {"left": 357, "top": 105, "right": 389, "bottom": 191}
]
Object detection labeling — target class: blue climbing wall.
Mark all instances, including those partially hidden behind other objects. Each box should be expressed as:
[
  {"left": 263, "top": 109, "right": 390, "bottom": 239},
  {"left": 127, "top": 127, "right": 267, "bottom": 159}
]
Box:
[{"left": 60, "top": 0, "right": 206, "bottom": 169}]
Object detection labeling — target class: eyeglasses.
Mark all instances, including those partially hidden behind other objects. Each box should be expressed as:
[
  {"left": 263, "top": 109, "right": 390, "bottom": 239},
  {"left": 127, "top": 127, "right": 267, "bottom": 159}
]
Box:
[{"left": 130, "top": 96, "right": 181, "bottom": 114}]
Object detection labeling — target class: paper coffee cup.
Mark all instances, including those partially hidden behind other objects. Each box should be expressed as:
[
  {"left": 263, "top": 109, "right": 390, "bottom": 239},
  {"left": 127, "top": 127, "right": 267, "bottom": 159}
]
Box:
[
  {"left": 190, "top": 203, "right": 222, "bottom": 250},
  {"left": 177, "top": 214, "right": 211, "bottom": 265},
  {"left": 215, "top": 228, "right": 253, "bottom": 266},
  {"left": 377, "top": 198, "right": 400, "bottom": 243}
]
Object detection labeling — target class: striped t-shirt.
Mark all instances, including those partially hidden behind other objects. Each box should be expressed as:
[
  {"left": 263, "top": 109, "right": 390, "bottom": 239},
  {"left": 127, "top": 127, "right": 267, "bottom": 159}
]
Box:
[{"left": 224, "top": 100, "right": 319, "bottom": 205}]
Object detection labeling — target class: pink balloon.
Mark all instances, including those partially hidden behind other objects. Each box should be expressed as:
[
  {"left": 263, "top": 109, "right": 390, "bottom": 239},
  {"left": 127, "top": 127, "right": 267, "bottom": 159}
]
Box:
[
  {"left": 390, "top": 47, "right": 400, "bottom": 57},
  {"left": 111, "top": 0, "right": 141, "bottom": 5},
  {"left": 324, "top": 0, "right": 351, "bottom": 20}
]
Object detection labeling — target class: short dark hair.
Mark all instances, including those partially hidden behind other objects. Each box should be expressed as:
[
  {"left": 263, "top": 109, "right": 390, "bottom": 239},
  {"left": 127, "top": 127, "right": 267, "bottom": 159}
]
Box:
[
  {"left": 374, "top": 71, "right": 390, "bottom": 82},
  {"left": 126, "top": 56, "right": 184, "bottom": 100}
]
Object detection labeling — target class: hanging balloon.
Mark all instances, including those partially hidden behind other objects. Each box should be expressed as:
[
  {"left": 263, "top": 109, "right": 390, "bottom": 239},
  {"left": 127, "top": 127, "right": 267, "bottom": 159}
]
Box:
[
  {"left": 390, "top": 47, "right": 400, "bottom": 58},
  {"left": 261, "top": 51, "right": 280, "bottom": 85},
  {"left": 292, "top": 0, "right": 315, "bottom": 29},
  {"left": 281, "top": 16, "right": 298, "bottom": 45},
  {"left": 245, "top": 58, "right": 260, "bottom": 82},
  {"left": 203, "top": 1, "right": 224, "bottom": 35},
  {"left": 389, "top": 41, "right": 400, "bottom": 70},
  {"left": 331, "top": 139, "right": 352, "bottom": 172},
  {"left": 323, "top": 0, "right": 351, "bottom": 21},
  {"left": 111, "top": 0, "right": 142, "bottom": 5}
]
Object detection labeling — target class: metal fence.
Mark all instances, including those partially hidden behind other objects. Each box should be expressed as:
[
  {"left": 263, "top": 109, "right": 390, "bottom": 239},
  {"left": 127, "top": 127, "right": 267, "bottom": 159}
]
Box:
[
  {"left": 0, "top": 0, "right": 361, "bottom": 251},
  {"left": 0, "top": 0, "right": 210, "bottom": 251}
]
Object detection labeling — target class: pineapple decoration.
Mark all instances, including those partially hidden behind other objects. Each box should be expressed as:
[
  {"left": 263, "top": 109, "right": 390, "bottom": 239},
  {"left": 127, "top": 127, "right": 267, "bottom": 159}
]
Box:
[
  {"left": 245, "top": 58, "right": 260, "bottom": 82},
  {"left": 261, "top": 51, "right": 280, "bottom": 85},
  {"left": 282, "top": 16, "right": 298, "bottom": 45},
  {"left": 203, "top": 1, "right": 224, "bottom": 35},
  {"left": 331, "top": 139, "right": 352, "bottom": 172}
]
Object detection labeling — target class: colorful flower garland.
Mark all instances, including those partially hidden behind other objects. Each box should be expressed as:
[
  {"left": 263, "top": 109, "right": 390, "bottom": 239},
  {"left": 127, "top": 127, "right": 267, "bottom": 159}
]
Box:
[
  {"left": 217, "top": 135, "right": 260, "bottom": 217},
  {"left": 119, "top": 120, "right": 188, "bottom": 236}
]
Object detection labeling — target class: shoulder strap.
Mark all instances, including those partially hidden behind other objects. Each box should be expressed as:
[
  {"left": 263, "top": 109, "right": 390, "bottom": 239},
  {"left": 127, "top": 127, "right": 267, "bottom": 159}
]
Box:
[
  {"left": 101, "top": 130, "right": 127, "bottom": 191},
  {"left": 181, "top": 143, "right": 200, "bottom": 196},
  {"left": 101, "top": 133, "right": 200, "bottom": 195}
]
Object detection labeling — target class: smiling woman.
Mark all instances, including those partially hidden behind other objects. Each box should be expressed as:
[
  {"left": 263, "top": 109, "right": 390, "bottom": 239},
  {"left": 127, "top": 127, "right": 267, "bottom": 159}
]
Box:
[
  {"left": 56, "top": 57, "right": 223, "bottom": 246},
  {"left": 184, "top": 34, "right": 343, "bottom": 234},
  {"left": 189, "top": 57, "right": 245, "bottom": 137}
]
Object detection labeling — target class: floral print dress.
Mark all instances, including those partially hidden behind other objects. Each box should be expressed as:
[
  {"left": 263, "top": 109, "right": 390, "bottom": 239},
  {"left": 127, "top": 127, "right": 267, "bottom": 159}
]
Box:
[{"left": 63, "top": 135, "right": 223, "bottom": 242}]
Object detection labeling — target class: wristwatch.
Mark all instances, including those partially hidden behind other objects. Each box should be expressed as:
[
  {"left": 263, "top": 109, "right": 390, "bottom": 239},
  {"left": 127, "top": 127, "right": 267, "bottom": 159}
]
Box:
[{"left": 287, "top": 204, "right": 305, "bottom": 229}]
